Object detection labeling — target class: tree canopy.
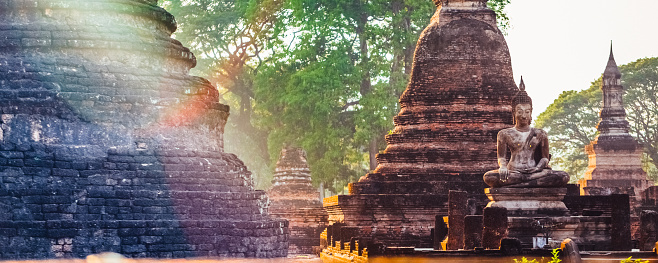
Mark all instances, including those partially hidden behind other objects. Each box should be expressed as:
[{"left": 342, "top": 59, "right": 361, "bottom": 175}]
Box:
[
  {"left": 535, "top": 57, "right": 658, "bottom": 183},
  {"left": 160, "top": 0, "right": 512, "bottom": 191}
]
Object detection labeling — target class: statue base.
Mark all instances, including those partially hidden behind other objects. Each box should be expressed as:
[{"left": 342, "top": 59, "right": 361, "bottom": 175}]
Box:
[
  {"left": 485, "top": 188, "right": 569, "bottom": 216},
  {"left": 486, "top": 187, "right": 581, "bottom": 248}
]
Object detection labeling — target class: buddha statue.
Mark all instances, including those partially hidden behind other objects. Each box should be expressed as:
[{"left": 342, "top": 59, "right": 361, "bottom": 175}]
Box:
[{"left": 484, "top": 78, "right": 569, "bottom": 188}]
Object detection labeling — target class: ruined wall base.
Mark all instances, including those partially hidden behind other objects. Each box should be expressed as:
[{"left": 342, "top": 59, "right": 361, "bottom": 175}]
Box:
[
  {"left": 323, "top": 194, "right": 449, "bottom": 248},
  {"left": 0, "top": 219, "right": 288, "bottom": 258},
  {"left": 269, "top": 207, "right": 327, "bottom": 254},
  {"left": 0, "top": 142, "right": 289, "bottom": 259}
]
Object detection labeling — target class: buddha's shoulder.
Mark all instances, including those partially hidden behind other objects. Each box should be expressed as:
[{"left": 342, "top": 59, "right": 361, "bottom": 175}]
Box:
[
  {"left": 497, "top": 128, "right": 517, "bottom": 138},
  {"left": 498, "top": 127, "right": 517, "bottom": 134},
  {"left": 497, "top": 127, "right": 547, "bottom": 136},
  {"left": 533, "top": 128, "right": 548, "bottom": 137}
]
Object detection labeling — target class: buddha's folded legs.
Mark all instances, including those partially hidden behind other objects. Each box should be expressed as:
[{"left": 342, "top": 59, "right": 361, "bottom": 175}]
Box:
[{"left": 483, "top": 170, "right": 569, "bottom": 188}]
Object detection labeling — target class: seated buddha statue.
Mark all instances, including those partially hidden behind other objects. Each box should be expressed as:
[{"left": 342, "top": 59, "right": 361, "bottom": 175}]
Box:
[{"left": 484, "top": 78, "right": 569, "bottom": 188}]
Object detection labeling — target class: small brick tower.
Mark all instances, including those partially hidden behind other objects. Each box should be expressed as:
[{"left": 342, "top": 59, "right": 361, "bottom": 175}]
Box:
[
  {"left": 267, "top": 147, "right": 327, "bottom": 254},
  {"left": 580, "top": 44, "right": 653, "bottom": 202}
]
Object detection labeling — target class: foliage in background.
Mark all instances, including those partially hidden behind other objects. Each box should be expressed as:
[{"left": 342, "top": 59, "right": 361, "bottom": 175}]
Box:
[
  {"left": 536, "top": 57, "right": 658, "bottom": 183},
  {"left": 487, "top": 0, "right": 511, "bottom": 34},
  {"left": 160, "top": 0, "right": 512, "bottom": 191}
]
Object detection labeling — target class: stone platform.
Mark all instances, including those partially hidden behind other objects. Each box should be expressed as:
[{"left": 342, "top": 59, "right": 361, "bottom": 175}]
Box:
[
  {"left": 484, "top": 188, "right": 630, "bottom": 250},
  {"left": 485, "top": 188, "right": 569, "bottom": 216}
]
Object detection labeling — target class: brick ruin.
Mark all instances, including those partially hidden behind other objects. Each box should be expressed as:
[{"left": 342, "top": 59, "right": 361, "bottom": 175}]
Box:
[
  {"left": 576, "top": 47, "right": 655, "bottom": 242},
  {"left": 323, "top": 0, "right": 517, "bottom": 248},
  {"left": 267, "top": 147, "right": 327, "bottom": 254},
  {"left": 579, "top": 46, "right": 653, "bottom": 205},
  {"left": 0, "top": 0, "right": 287, "bottom": 259}
]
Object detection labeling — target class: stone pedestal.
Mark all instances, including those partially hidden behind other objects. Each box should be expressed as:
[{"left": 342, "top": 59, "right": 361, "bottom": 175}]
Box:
[
  {"left": 485, "top": 188, "right": 569, "bottom": 216},
  {"left": 485, "top": 188, "right": 579, "bottom": 248}
]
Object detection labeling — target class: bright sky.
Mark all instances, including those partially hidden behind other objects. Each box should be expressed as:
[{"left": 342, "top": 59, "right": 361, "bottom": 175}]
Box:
[{"left": 504, "top": 0, "right": 658, "bottom": 118}]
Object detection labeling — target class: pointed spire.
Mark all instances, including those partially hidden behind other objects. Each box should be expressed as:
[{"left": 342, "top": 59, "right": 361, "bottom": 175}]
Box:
[{"left": 604, "top": 41, "right": 622, "bottom": 78}]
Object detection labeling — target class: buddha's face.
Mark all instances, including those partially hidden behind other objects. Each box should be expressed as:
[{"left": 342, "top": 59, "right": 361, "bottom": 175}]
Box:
[{"left": 514, "top": 104, "right": 532, "bottom": 127}]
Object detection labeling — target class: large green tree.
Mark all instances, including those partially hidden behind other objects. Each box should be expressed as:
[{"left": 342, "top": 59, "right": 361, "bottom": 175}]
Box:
[
  {"left": 254, "top": 0, "right": 436, "bottom": 191},
  {"left": 536, "top": 57, "right": 658, "bottom": 183},
  {"left": 160, "top": 0, "right": 512, "bottom": 191}
]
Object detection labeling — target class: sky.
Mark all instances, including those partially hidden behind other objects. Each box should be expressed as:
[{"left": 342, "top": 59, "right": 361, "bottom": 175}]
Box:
[{"left": 503, "top": 0, "right": 658, "bottom": 118}]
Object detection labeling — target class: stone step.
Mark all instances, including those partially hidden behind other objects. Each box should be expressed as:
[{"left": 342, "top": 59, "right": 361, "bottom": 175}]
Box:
[{"left": 349, "top": 180, "right": 488, "bottom": 195}]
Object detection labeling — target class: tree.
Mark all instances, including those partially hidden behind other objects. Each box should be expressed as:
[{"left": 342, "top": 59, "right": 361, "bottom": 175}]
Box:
[
  {"left": 536, "top": 57, "right": 658, "bottom": 182},
  {"left": 160, "top": 0, "right": 513, "bottom": 191}
]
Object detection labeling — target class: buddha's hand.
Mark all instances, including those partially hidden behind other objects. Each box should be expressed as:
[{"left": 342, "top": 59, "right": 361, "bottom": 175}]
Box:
[
  {"left": 522, "top": 167, "right": 540, "bottom": 174},
  {"left": 499, "top": 167, "right": 509, "bottom": 182},
  {"left": 523, "top": 158, "right": 549, "bottom": 174}
]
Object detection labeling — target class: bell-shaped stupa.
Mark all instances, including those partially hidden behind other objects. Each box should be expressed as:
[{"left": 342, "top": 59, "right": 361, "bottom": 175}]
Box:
[
  {"left": 324, "top": 0, "right": 517, "bottom": 247},
  {"left": 0, "top": 0, "right": 287, "bottom": 259}
]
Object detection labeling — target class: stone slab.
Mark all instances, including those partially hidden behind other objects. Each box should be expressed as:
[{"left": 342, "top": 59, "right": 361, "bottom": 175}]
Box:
[{"left": 485, "top": 188, "right": 568, "bottom": 216}]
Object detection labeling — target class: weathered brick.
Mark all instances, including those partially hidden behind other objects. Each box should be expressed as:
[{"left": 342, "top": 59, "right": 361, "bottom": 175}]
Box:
[{"left": 0, "top": 151, "right": 23, "bottom": 159}]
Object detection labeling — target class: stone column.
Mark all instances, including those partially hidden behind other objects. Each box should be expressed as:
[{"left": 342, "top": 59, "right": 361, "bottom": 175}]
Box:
[
  {"left": 464, "top": 215, "right": 483, "bottom": 249},
  {"left": 639, "top": 210, "right": 658, "bottom": 251},
  {"left": 447, "top": 191, "right": 467, "bottom": 250},
  {"left": 611, "top": 194, "right": 632, "bottom": 251},
  {"left": 482, "top": 207, "right": 507, "bottom": 249}
]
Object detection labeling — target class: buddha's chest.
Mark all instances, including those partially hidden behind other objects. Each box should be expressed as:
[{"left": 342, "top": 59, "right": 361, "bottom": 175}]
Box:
[{"left": 507, "top": 131, "right": 540, "bottom": 152}]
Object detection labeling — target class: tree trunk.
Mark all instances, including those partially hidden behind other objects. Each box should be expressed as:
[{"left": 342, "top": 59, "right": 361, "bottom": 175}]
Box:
[
  {"left": 355, "top": 2, "right": 378, "bottom": 171},
  {"left": 234, "top": 78, "right": 271, "bottom": 165},
  {"left": 369, "top": 137, "right": 378, "bottom": 171}
]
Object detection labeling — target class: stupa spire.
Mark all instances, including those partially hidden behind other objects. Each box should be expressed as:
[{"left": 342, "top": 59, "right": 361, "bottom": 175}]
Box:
[
  {"left": 580, "top": 43, "right": 653, "bottom": 212},
  {"left": 604, "top": 41, "right": 622, "bottom": 78}
]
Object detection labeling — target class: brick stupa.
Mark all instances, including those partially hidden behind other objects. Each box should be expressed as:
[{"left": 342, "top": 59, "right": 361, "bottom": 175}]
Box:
[
  {"left": 580, "top": 46, "right": 653, "bottom": 204},
  {"left": 323, "top": 0, "right": 517, "bottom": 247},
  {"left": 267, "top": 147, "right": 327, "bottom": 254},
  {"left": 0, "top": 0, "right": 287, "bottom": 259}
]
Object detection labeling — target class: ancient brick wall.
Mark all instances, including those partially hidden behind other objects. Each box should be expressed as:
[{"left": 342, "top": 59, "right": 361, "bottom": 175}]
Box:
[
  {"left": 0, "top": 0, "right": 288, "bottom": 259},
  {"left": 0, "top": 143, "right": 288, "bottom": 258}
]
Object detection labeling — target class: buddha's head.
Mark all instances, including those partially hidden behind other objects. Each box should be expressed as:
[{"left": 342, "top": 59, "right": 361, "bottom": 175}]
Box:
[{"left": 512, "top": 77, "right": 532, "bottom": 126}]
